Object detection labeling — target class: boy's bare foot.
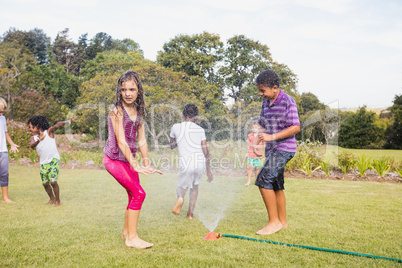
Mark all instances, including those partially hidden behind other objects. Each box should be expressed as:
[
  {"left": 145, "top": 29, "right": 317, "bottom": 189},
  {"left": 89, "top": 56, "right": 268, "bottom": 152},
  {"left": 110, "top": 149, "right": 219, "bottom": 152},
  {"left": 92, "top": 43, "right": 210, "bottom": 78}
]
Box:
[
  {"left": 281, "top": 222, "right": 288, "bottom": 229},
  {"left": 125, "top": 237, "right": 153, "bottom": 249},
  {"left": 122, "top": 232, "right": 128, "bottom": 240},
  {"left": 245, "top": 182, "right": 250, "bottom": 186},
  {"left": 256, "top": 222, "right": 283, "bottom": 235},
  {"left": 2, "top": 199, "right": 15, "bottom": 203},
  {"left": 187, "top": 212, "right": 194, "bottom": 220},
  {"left": 54, "top": 201, "right": 61, "bottom": 207},
  {"left": 46, "top": 199, "right": 55, "bottom": 205},
  {"left": 172, "top": 197, "right": 184, "bottom": 215}
]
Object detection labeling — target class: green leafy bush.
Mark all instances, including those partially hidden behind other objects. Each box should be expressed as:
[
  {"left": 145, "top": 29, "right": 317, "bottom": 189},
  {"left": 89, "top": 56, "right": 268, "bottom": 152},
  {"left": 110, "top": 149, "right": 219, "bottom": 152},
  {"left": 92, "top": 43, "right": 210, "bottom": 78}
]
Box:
[
  {"left": 290, "top": 143, "right": 323, "bottom": 172},
  {"left": 320, "top": 157, "right": 332, "bottom": 175},
  {"left": 9, "top": 151, "right": 22, "bottom": 164},
  {"left": 338, "top": 151, "right": 356, "bottom": 175},
  {"left": 6, "top": 120, "right": 31, "bottom": 156},
  {"left": 371, "top": 157, "right": 391, "bottom": 177},
  {"left": 27, "top": 149, "right": 38, "bottom": 164},
  {"left": 285, "top": 156, "right": 298, "bottom": 171},
  {"left": 297, "top": 155, "right": 321, "bottom": 175},
  {"left": 395, "top": 168, "right": 402, "bottom": 179},
  {"left": 60, "top": 152, "right": 73, "bottom": 165},
  {"left": 73, "top": 151, "right": 91, "bottom": 165},
  {"left": 356, "top": 154, "right": 372, "bottom": 177}
]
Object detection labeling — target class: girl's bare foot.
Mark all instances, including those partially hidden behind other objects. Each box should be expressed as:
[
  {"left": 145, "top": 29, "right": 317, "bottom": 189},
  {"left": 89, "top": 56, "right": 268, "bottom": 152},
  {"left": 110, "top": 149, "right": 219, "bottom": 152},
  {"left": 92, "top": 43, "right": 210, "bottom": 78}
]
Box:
[
  {"left": 125, "top": 237, "right": 153, "bottom": 249},
  {"left": 187, "top": 212, "right": 194, "bottom": 220},
  {"left": 172, "top": 197, "right": 184, "bottom": 215},
  {"left": 54, "top": 201, "right": 60, "bottom": 207},
  {"left": 256, "top": 222, "right": 282, "bottom": 235},
  {"left": 2, "top": 199, "right": 15, "bottom": 203},
  {"left": 46, "top": 199, "right": 55, "bottom": 205},
  {"left": 245, "top": 181, "right": 250, "bottom": 186}
]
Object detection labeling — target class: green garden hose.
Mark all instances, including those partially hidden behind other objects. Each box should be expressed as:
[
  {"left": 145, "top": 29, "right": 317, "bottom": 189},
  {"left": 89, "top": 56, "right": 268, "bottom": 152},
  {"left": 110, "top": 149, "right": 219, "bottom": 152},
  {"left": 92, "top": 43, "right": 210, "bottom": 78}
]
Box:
[{"left": 219, "top": 233, "right": 401, "bottom": 263}]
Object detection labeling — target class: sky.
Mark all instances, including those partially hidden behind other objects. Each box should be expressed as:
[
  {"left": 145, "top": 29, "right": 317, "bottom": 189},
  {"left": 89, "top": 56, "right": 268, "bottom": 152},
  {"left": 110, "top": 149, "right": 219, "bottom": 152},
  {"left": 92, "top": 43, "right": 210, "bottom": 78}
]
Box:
[{"left": 1, "top": 0, "right": 401, "bottom": 109}]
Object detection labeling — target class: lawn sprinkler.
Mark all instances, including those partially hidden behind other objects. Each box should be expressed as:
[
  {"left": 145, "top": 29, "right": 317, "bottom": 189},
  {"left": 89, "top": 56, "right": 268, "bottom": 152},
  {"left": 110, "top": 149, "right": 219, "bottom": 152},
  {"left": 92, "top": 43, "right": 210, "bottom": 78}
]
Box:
[
  {"left": 203, "top": 231, "right": 401, "bottom": 263},
  {"left": 203, "top": 232, "right": 222, "bottom": 240}
]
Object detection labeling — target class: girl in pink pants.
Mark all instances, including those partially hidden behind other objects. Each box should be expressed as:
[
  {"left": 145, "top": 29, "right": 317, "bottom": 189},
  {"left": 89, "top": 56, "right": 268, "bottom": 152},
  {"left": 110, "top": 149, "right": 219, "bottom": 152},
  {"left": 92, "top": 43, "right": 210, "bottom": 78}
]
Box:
[
  {"left": 104, "top": 156, "right": 145, "bottom": 210},
  {"left": 104, "top": 71, "right": 161, "bottom": 249}
]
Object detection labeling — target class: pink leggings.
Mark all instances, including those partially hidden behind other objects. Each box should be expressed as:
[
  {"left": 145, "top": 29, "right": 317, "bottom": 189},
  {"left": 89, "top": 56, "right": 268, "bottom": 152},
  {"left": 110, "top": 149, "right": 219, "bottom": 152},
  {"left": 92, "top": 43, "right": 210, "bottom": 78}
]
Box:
[{"left": 104, "top": 155, "right": 146, "bottom": 210}]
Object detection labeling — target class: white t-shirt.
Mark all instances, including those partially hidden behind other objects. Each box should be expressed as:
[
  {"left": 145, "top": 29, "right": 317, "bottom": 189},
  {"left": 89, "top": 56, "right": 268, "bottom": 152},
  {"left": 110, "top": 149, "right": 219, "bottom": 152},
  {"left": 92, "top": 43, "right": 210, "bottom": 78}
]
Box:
[
  {"left": 0, "top": 115, "right": 8, "bottom": 152},
  {"left": 33, "top": 130, "right": 60, "bottom": 164},
  {"left": 170, "top": 121, "right": 206, "bottom": 171},
  {"left": 170, "top": 121, "right": 206, "bottom": 157}
]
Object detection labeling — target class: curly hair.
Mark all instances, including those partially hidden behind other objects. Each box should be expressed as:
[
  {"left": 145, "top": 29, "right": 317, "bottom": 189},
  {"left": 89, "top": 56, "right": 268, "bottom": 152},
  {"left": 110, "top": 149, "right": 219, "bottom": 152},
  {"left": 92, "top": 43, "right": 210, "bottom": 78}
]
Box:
[
  {"left": 183, "top": 104, "right": 199, "bottom": 119},
  {"left": 255, "top": 69, "right": 280, "bottom": 88},
  {"left": 27, "top": 116, "right": 50, "bottom": 130},
  {"left": 115, "top": 71, "right": 146, "bottom": 123}
]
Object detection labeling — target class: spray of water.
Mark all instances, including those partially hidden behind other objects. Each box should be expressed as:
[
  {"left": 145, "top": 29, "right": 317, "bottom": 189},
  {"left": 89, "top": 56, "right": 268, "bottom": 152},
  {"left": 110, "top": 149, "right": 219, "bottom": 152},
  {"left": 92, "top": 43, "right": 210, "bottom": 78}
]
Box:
[{"left": 195, "top": 175, "right": 240, "bottom": 232}]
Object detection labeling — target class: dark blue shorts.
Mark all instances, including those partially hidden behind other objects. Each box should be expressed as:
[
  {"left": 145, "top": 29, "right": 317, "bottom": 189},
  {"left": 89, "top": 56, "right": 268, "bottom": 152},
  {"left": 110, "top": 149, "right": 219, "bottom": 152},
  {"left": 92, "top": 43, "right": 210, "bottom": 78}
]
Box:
[
  {"left": 255, "top": 150, "right": 295, "bottom": 191},
  {"left": 0, "top": 152, "right": 9, "bottom": 187}
]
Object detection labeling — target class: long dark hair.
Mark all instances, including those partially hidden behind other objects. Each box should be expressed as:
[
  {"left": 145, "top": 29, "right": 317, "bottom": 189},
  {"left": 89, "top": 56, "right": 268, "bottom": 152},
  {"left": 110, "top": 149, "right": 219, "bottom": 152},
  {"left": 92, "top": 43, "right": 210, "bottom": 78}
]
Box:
[{"left": 115, "top": 70, "right": 146, "bottom": 123}]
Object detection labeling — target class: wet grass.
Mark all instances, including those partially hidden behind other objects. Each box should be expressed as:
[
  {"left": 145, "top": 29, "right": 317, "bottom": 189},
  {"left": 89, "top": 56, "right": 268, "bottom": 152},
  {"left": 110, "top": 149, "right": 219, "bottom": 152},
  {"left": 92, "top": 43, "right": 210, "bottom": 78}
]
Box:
[{"left": 1, "top": 166, "right": 401, "bottom": 267}]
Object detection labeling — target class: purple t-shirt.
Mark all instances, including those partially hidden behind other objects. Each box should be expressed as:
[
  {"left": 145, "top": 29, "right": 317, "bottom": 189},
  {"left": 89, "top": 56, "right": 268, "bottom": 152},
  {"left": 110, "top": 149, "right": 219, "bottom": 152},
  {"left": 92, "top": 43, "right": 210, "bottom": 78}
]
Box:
[{"left": 258, "top": 89, "right": 300, "bottom": 156}]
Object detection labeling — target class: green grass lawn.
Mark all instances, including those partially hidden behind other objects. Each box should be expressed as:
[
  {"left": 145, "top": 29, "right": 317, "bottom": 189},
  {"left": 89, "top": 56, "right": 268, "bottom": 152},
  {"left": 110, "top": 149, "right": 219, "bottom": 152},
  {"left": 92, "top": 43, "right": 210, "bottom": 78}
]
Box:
[
  {"left": 1, "top": 166, "right": 401, "bottom": 267},
  {"left": 317, "top": 146, "right": 402, "bottom": 162}
]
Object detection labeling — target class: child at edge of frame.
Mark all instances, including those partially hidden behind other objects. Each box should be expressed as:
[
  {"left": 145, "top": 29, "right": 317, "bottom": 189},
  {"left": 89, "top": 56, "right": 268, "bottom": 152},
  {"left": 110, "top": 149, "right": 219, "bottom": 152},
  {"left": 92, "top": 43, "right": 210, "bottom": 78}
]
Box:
[
  {"left": 0, "top": 97, "right": 20, "bottom": 203},
  {"left": 28, "top": 115, "right": 75, "bottom": 207},
  {"left": 253, "top": 69, "right": 300, "bottom": 235}
]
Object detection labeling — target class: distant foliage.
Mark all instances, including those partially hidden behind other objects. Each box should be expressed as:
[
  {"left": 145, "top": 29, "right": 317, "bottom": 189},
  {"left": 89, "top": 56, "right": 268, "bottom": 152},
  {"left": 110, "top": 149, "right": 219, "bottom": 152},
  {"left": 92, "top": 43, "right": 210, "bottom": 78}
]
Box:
[
  {"left": 384, "top": 95, "right": 402, "bottom": 149},
  {"left": 10, "top": 91, "right": 68, "bottom": 124},
  {"left": 339, "top": 106, "right": 382, "bottom": 149},
  {"left": 0, "top": 27, "right": 397, "bottom": 149}
]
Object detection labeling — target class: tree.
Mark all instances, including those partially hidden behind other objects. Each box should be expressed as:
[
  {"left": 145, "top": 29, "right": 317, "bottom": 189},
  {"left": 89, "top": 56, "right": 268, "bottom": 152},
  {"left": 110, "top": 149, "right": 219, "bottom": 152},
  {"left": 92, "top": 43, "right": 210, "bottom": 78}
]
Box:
[
  {"left": 0, "top": 42, "right": 36, "bottom": 105},
  {"left": 11, "top": 91, "right": 68, "bottom": 123},
  {"left": 300, "top": 92, "right": 325, "bottom": 115},
  {"left": 157, "top": 32, "right": 224, "bottom": 84},
  {"left": 271, "top": 62, "right": 299, "bottom": 101},
  {"left": 27, "top": 60, "right": 81, "bottom": 108},
  {"left": 78, "top": 50, "right": 227, "bottom": 149},
  {"left": 300, "top": 108, "right": 339, "bottom": 144},
  {"left": 77, "top": 51, "right": 195, "bottom": 143},
  {"left": 2, "top": 27, "right": 50, "bottom": 64},
  {"left": 79, "top": 50, "right": 145, "bottom": 81},
  {"left": 53, "top": 28, "right": 84, "bottom": 74},
  {"left": 111, "top": 38, "right": 143, "bottom": 55},
  {"left": 85, "top": 32, "right": 114, "bottom": 60},
  {"left": 384, "top": 94, "right": 402, "bottom": 149},
  {"left": 219, "top": 35, "right": 273, "bottom": 102},
  {"left": 338, "top": 106, "right": 382, "bottom": 148}
]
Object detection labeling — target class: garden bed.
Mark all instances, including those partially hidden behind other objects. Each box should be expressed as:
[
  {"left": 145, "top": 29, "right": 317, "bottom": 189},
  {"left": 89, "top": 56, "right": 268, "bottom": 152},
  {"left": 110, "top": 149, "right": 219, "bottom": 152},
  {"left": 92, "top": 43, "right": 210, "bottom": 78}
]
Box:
[
  {"left": 9, "top": 159, "right": 402, "bottom": 183},
  {"left": 8, "top": 132, "right": 402, "bottom": 183}
]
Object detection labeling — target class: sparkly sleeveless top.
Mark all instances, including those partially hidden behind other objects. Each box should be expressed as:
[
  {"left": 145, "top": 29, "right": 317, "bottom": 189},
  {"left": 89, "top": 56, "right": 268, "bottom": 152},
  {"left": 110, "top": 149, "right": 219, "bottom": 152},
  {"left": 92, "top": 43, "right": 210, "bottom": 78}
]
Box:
[{"left": 104, "top": 105, "right": 139, "bottom": 162}]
